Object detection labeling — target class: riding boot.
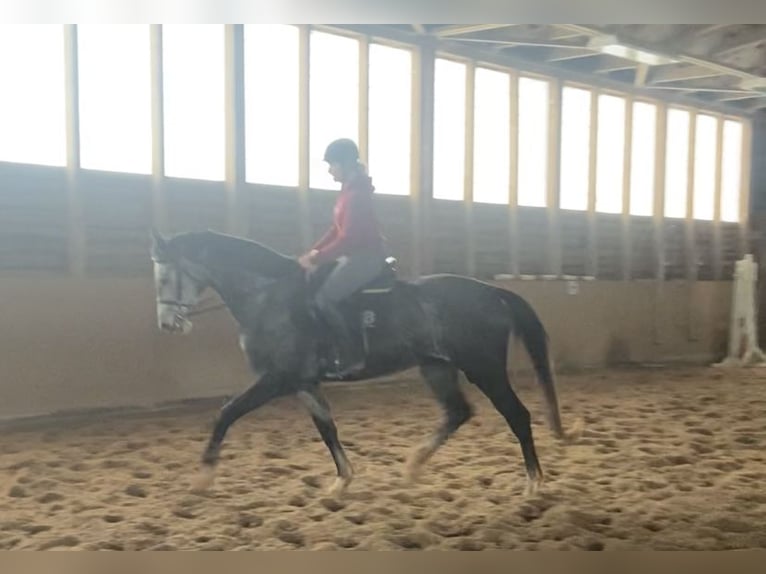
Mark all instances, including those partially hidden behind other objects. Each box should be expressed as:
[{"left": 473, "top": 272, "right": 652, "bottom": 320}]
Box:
[{"left": 315, "top": 300, "right": 365, "bottom": 378}]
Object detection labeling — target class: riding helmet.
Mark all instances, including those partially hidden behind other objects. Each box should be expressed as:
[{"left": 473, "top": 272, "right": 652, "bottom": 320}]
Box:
[{"left": 323, "top": 138, "right": 359, "bottom": 165}]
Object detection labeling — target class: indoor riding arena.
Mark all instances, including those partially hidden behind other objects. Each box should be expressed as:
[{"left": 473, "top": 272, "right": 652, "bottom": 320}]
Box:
[{"left": 2, "top": 24, "right": 766, "bottom": 552}]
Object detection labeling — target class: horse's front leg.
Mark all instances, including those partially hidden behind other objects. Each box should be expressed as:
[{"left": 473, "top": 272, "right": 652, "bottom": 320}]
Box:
[
  {"left": 191, "top": 371, "right": 287, "bottom": 493},
  {"left": 296, "top": 384, "right": 354, "bottom": 498}
]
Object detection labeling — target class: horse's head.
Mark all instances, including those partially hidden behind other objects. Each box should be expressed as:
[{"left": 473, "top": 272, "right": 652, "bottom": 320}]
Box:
[{"left": 150, "top": 229, "right": 209, "bottom": 335}]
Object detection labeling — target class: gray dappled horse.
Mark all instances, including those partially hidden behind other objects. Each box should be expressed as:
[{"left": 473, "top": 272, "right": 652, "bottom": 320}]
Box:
[{"left": 150, "top": 229, "right": 582, "bottom": 497}]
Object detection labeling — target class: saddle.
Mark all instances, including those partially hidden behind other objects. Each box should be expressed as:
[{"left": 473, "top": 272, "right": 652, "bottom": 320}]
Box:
[
  {"left": 358, "top": 256, "right": 398, "bottom": 294},
  {"left": 308, "top": 256, "right": 398, "bottom": 298},
  {"left": 306, "top": 256, "right": 399, "bottom": 381}
]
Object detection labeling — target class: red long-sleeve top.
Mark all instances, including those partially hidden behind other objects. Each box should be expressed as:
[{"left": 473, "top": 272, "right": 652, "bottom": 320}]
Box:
[{"left": 310, "top": 172, "right": 384, "bottom": 265}]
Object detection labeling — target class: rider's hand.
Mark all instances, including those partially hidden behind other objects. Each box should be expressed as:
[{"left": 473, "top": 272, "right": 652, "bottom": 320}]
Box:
[{"left": 298, "top": 252, "right": 317, "bottom": 272}]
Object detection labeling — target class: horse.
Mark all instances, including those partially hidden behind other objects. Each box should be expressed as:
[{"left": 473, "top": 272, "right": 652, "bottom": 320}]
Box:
[{"left": 149, "top": 229, "right": 582, "bottom": 497}]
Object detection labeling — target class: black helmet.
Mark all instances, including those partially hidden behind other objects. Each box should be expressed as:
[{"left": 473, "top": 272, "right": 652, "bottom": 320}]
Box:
[{"left": 323, "top": 138, "right": 359, "bottom": 165}]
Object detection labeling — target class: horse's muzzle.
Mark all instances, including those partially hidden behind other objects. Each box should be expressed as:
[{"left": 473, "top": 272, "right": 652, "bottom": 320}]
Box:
[{"left": 158, "top": 308, "right": 193, "bottom": 334}]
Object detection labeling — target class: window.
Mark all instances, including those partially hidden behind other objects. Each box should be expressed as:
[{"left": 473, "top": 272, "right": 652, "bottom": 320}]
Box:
[
  {"left": 309, "top": 31, "right": 359, "bottom": 190},
  {"left": 432, "top": 58, "right": 466, "bottom": 201},
  {"left": 163, "top": 24, "right": 225, "bottom": 181},
  {"left": 664, "top": 108, "right": 690, "bottom": 218},
  {"left": 244, "top": 25, "right": 300, "bottom": 187},
  {"left": 517, "top": 76, "right": 549, "bottom": 207},
  {"left": 595, "top": 94, "right": 626, "bottom": 214},
  {"left": 473, "top": 67, "right": 510, "bottom": 204},
  {"left": 720, "top": 119, "right": 743, "bottom": 223},
  {"left": 0, "top": 25, "right": 67, "bottom": 167},
  {"left": 629, "top": 101, "right": 657, "bottom": 217},
  {"left": 692, "top": 113, "right": 717, "bottom": 221},
  {"left": 559, "top": 86, "right": 591, "bottom": 211},
  {"left": 368, "top": 43, "right": 412, "bottom": 196},
  {"left": 77, "top": 25, "right": 152, "bottom": 174}
]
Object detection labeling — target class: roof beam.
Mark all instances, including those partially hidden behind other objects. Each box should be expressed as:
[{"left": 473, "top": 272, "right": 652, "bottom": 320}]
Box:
[
  {"left": 441, "top": 27, "right": 589, "bottom": 49},
  {"left": 545, "top": 48, "right": 600, "bottom": 62},
  {"left": 716, "top": 93, "right": 765, "bottom": 102},
  {"left": 555, "top": 23, "right": 764, "bottom": 84},
  {"left": 648, "top": 85, "right": 757, "bottom": 94},
  {"left": 324, "top": 24, "right": 759, "bottom": 117},
  {"left": 451, "top": 38, "right": 584, "bottom": 49},
  {"left": 713, "top": 27, "right": 766, "bottom": 58},
  {"left": 548, "top": 29, "right": 585, "bottom": 41},
  {"left": 648, "top": 64, "right": 727, "bottom": 84},
  {"left": 696, "top": 24, "right": 734, "bottom": 36},
  {"left": 594, "top": 61, "right": 637, "bottom": 74},
  {"left": 435, "top": 24, "right": 513, "bottom": 37},
  {"left": 635, "top": 63, "right": 649, "bottom": 86}
]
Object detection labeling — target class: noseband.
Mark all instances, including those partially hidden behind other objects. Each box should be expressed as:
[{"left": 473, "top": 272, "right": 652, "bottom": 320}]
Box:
[{"left": 153, "top": 256, "right": 226, "bottom": 317}]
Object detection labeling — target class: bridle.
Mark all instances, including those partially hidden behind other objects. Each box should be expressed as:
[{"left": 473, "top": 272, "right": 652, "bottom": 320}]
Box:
[
  {"left": 153, "top": 256, "right": 226, "bottom": 318},
  {"left": 152, "top": 251, "right": 286, "bottom": 319}
]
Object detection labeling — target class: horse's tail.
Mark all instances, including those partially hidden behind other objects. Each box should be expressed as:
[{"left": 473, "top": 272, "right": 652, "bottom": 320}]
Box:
[{"left": 494, "top": 287, "right": 583, "bottom": 443}]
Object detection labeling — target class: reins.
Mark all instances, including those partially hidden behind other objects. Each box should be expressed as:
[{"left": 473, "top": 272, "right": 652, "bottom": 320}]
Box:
[{"left": 185, "top": 297, "right": 228, "bottom": 318}]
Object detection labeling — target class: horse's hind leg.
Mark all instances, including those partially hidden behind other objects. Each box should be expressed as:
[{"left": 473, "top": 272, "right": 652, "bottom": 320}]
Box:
[
  {"left": 191, "top": 372, "right": 286, "bottom": 493},
  {"left": 463, "top": 361, "right": 543, "bottom": 496},
  {"left": 405, "top": 360, "right": 473, "bottom": 483},
  {"left": 297, "top": 385, "right": 353, "bottom": 498}
]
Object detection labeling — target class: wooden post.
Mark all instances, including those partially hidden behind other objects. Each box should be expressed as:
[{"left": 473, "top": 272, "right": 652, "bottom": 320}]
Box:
[
  {"left": 507, "top": 71, "right": 520, "bottom": 277},
  {"left": 621, "top": 96, "right": 633, "bottom": 280},
  {"left": 358, "top": 35, "right": 369, "bottom": 165},
  {"left": 297, "top": 25, "right": 313, "bottom": 252},
  {"left": 224, "top": 25, "right": 246, "bottom": 237},
  {"left": 413, "top": 42, "right": 435, "bottom": 276},
  {"left": 586, "top": 89, "right": 599, "bottom": 278},
  {"left": 686, "top": 111, "right": 698, "bottom": 282},
  {"left": 686, "top": 111, "right": 698, "bottom": 341},
  {"left": 739, "top": 119, "right": 754, "bottom": 257},
  {"left": 713, "top": 115, "right": 724, "bottom": 279},
  {"left": 546, "top": 78, "right": 562, "bottom": 276},
  {"left": 464, "top": 62, "right": 476, "bottom": 277},
  {"left": 653, "top": 103, "right": 667, "bottom": 282},
  {"left": 64, "top": 25, "right": 85, "bottom": 277},
  {"left": 149, "top": 25, "right": 167, "bottom": 232},
  {"left": 652, "top": 103, "right": 667, "bottom": 347}
]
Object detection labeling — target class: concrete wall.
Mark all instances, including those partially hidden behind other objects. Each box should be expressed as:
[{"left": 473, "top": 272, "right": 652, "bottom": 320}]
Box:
[{"left": 0, "top": 274, "right": 731, "bottom": 421}]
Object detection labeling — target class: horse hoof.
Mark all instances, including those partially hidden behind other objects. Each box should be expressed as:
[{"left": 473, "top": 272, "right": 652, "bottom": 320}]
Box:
[
  {"left": 328, "top": 476, "right": 351, "bottom": 498},
  {"left": 566, "top": 417, "right": 585, "bottom": 443},
  {"left": 190, "top": 465, "right": 216, "bottom": 493},
  {"left": 404, "top": 463, "right": 422, "bottom": 485},
  {"left": 523, "top": 477, "right": 542, "bottom": 497},
  {"left": 404, "top": 444, "right": 433, "bottom": 484}
]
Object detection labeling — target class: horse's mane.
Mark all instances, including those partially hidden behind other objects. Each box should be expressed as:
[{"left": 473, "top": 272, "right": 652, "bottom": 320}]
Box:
[{"left": 170, "top": 230, "right": 302, "bottom": 280}]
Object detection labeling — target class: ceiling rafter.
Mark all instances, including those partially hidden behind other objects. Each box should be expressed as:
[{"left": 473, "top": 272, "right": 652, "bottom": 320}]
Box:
[
  {"left": 713, "top": 28, "right": 766, "bottom": 58},
  {"left": 717, "top": 93, "right": 766, "bottom": 102},
  {"left": 594, "top": 62, "right": 638, "bottom": 74},
  {"left": 548, "top": 30, "right": 585, "bottom": 41},
  {"left": 635, "top": 64, "right": 649, "bottom": 87},
  {"left": 545, "top": 48, "right": 601, "bottom": 63},
  {"left": 446, "top": 37, "right": 587, "bottom": 50},
  {"left": 646, "top": 85, "right": 757, "bottom": 94},
  {"left": 433, "top": 24, "right": 514, "bottom": 38},
  {"left": 695, "top": 24, "right": 735, "bottom": 36},
  {"left": 323, "top": 24, "right": 765, "bottom": 117},
  {"left": 554, "top": 24, "right": 763, "bottom": 83},
  {"left": 648, "top": 65, "right": 728, "bottom": 85}
]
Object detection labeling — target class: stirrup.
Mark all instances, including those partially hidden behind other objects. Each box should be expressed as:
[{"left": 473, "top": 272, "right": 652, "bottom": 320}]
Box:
[{"left": 324, "top": 357, "right": 365, "bottom": 381}]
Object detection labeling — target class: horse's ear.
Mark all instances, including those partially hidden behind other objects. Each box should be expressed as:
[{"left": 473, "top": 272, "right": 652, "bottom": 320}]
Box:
[{"left": 150, "top": 227, "right": 167, "bottom": 254}]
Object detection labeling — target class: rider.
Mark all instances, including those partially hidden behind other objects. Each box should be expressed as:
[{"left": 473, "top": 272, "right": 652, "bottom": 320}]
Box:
[{"left": 298, "top": 138, "right": 387, "bottom": 377}]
